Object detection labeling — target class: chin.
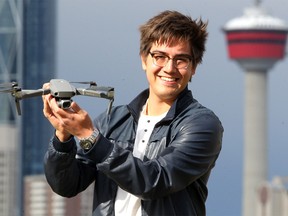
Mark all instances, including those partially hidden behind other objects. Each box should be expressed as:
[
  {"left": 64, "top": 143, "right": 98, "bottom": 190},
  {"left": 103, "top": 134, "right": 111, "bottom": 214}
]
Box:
[{"left": 158, "top": 91, "right": 180, "bottom": 101}]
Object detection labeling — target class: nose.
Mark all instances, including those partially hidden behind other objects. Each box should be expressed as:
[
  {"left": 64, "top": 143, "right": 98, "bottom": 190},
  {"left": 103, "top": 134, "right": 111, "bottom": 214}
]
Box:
[{"left": 164, "top": 59, "right": 176, "bottom": 72}]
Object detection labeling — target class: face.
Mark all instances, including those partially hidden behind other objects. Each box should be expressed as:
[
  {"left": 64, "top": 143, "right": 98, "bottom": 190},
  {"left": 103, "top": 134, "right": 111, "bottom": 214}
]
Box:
[{"left": 141, "top": 40, "right": 196, "bottom": 103}]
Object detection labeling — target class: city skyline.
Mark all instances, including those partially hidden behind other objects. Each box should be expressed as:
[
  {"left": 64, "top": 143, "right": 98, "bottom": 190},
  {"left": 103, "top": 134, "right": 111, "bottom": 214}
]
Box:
[
  {"left": 56, "top": 1, "right": 288, "bottom": 215},
  {"left": 0, "top": 0, "right": 287, "bottom": 215}
]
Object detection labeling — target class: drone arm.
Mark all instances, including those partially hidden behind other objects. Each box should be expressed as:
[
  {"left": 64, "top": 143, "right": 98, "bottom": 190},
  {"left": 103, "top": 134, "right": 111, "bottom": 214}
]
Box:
[
  {"left": 12, "top": 89, "right": 51, "bottom": 115},
  {"left": 76, "top": 87, "right": 114, "bottom": 115},
  {"left": 76, "top": 87, "right": 114, "bottom": 100},
  {"left": 14, "top": 89, "right": 51, "bottom": 99}
]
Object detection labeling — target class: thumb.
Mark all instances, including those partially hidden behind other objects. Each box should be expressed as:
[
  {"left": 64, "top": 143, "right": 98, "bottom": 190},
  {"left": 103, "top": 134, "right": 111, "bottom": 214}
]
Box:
[{"left": 69, "top": 101, "right": 82, "bottom": 113}]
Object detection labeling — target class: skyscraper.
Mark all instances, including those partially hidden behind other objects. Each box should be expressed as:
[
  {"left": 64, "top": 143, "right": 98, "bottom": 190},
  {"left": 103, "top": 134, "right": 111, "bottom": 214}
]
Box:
[
  {"left": 0, "top": 1, "right": 22, "bottom": 215},
  {"left": 0, "top": 0, "right": 56, "bottom": 215},
  {"left": 21, "top": 0, "right": 56, "bottom": 214},
  {"left": 21, "top": 0, "right": 56, "bottom": 174}
]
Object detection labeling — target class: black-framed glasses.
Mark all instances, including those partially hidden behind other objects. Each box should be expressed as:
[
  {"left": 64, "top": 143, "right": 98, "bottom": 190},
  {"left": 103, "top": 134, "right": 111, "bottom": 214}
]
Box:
[{"left": 149, "top": 52, "right": 192, "bottom": 69}]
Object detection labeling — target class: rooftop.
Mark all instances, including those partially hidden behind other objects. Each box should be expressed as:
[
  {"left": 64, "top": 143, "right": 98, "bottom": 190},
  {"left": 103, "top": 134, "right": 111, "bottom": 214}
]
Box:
[{"left": 224, "top": 6, "right": 288, "bottom": 31}]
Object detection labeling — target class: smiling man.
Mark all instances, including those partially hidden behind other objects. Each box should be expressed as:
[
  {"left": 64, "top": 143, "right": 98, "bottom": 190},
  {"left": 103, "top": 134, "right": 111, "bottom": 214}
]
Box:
[{"left": 43, "top": 10, "right": 224, "bottom": 216}]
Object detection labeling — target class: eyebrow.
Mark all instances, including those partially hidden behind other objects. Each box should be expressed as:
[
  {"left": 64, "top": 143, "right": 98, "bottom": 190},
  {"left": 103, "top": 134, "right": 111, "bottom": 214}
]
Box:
[{"left": 150, "top": 50, "right": 192, "bottom": 59}]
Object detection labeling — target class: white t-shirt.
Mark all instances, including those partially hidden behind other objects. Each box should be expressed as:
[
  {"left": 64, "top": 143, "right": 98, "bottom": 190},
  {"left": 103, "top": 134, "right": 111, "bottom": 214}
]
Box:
[{"left": 114, "top": 110, "right": 167, "bottom": 216}]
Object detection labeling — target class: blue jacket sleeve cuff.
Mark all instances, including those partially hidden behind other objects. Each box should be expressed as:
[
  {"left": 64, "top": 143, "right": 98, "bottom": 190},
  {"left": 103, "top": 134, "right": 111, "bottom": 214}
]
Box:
[
  {"left": 52, "top": 134, "right": 75, "bottom": 153},
  {"left": 81, "top": 134, "right": 114, "bottom": 164}
]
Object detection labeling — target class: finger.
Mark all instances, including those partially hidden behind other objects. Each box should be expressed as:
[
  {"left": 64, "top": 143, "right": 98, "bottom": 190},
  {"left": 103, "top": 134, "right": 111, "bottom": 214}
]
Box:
[
  {"left": 42, "top": 82, "right": 50, "bottom": 89},
  {"left": 42, "top": 93, "right": 51, "bottom": 112},
  {"left": 69, "top": 101, "right": 82, "bottom": 113},
  {"left": 42, "top": 93, "right": 52, "bottom": 107},
  {"left": 43, "top": 95, "right": 56, "bottom": 116},
  {"left": 42, "top": 83, "right": 51, "bottom": 102},
  {"left": 42, "top": 92, "right": 50, "bottom": 102},
  {"left": 49, "top": 98, "right": 75, "bottom": 120},
  {"left": 43, "top": 98, "right": 51, "bottom": 117},
  {"left": 50, "top": 98, "right": 63, "bottom": 113}
]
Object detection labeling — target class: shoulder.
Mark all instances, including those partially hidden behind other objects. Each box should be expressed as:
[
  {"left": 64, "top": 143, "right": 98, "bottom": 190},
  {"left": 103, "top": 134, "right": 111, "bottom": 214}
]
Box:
[
  {"left": 93, "top": 105, "right": 131, "bottom": 133},
  {"left": 176, "top": 101, "right": 223, "bottom": 133}
]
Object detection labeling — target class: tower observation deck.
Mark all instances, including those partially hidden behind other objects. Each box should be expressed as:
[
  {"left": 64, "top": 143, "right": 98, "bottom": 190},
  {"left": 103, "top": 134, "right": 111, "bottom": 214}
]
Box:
[
  {"left": 223, "top": 5, "right": 288, "bottom": 216},
  {"left": 225, "top": 6, "right": 287, "bottom": 71}
]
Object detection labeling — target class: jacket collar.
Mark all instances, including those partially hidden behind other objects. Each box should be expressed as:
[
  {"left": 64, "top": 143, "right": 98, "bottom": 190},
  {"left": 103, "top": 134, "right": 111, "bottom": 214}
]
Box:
[{"left": 127, "top": 87, "right": 194, "bottom": 123}]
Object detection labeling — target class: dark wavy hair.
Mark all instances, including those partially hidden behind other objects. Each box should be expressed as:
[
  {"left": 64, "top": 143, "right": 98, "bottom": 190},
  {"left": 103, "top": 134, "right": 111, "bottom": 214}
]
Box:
[{"left": 139, "top": 10, "right": 208, "bottom": 66}]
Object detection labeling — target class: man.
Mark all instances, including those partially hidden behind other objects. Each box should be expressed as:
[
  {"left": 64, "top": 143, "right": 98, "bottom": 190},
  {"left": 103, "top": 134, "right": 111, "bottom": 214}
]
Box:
[{"left": 43, "top": 10, "right": 223, "bottom": 216}]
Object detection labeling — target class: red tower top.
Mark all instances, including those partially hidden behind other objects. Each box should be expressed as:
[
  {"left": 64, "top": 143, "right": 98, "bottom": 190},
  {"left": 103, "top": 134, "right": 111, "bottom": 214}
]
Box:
[{"left": 223, "top": 7, "right": 288, "bottom": 70}]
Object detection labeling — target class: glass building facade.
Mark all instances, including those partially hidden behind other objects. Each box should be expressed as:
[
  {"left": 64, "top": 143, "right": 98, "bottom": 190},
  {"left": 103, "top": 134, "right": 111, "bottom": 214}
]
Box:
[
  {"left": 0, "top": 0, "right": 22, "bottom": 124},
  {"left": 0, "top": 0, "right": 56, "bottom": 215},
  {"left": 21, "top": 0, "right": 56, "bottom": 176},
  {"left": 0, "top": 1, "right": 22, "bottom": 215}
]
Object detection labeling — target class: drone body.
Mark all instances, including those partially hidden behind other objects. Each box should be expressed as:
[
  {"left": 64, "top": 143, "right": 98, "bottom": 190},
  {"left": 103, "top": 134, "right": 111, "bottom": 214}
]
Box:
[
  {"left": 50, "top": 79, "right": 77, "bottom": 109},
  {"left": 0, "top": 79, "right": 114, "bottom": 115}
]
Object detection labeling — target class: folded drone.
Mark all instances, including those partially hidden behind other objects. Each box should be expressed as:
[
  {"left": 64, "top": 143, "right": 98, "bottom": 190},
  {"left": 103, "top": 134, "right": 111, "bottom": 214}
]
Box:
[{"left": 0, "top": 79, "right": 114, "bottom": 115}]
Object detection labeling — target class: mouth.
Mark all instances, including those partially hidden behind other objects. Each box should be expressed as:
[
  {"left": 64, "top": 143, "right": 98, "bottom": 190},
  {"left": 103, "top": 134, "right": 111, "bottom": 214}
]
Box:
[{"left": 160, "top": 76, "right": 179, "bottom": 82}]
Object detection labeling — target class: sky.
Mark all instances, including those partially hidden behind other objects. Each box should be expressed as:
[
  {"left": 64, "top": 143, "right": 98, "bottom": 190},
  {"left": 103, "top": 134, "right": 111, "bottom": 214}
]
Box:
[{"left": 56, "top": 1, "right": 288, "bottom": 215}]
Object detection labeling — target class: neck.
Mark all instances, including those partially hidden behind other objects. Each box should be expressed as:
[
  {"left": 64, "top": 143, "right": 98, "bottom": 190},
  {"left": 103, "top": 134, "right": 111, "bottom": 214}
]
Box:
[{"left": 144, "top": 98, "right": 173, "bottom": 116}]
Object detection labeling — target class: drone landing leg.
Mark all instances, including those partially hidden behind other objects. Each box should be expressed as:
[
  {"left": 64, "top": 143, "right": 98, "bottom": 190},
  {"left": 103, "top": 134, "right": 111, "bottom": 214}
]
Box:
[{"left": 15, "top": 99, "right": 21, "bottom": 115}]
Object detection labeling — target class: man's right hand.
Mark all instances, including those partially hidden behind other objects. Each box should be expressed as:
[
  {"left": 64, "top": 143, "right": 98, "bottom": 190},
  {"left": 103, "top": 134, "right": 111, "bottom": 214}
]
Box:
[{"left": 42, "top": 83, "right": 95, "bottom": 142}]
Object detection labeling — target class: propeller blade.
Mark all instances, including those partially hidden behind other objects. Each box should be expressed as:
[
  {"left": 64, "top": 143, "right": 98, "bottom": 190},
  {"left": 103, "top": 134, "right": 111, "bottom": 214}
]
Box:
[
  {"left": 0, "top": 89, "right": 14, "bottom": 93},
  {"left": 0, "top": 83, "right": 15, "bottom": 92},
  {"left": 70, "top": 81, "right": 97, "bottom": 86},
  {"left": 0, "top": 82, "right": 17, "bottom": 88},
  {"left": 0, "top": 82, "right": 18, "bottom": 93}
]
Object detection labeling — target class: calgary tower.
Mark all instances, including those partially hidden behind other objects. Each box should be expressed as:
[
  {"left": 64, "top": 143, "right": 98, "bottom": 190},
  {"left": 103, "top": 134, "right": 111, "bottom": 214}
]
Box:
[{"left": 223, "top": 1, "right": 288, "bottom": 216}]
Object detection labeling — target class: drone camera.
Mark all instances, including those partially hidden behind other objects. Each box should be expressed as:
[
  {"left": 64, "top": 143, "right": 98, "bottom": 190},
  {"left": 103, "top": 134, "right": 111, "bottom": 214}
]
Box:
[{"left": 56, "top": 98, "right": 72, "bottom": 109}]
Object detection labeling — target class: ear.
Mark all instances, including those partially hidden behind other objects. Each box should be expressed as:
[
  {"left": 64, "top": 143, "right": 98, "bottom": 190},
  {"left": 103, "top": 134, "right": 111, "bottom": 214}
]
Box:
[
  {"left": 189, "top": 66, "right": 197, "bottom": 81},
  {"left": 141, "top": 55, "right": 147, "bottom": 71}
]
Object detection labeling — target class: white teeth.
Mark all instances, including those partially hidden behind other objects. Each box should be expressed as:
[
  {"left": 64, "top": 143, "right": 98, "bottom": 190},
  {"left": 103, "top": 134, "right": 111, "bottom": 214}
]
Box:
[{"left": 161, "top": 77, "right": 176, "bottom": 82}]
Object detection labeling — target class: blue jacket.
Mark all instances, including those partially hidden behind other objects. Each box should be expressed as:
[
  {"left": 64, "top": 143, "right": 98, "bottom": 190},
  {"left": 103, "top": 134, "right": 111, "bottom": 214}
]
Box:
[{"left": 44, "top": 87, "right": 223, "bottom": 216}]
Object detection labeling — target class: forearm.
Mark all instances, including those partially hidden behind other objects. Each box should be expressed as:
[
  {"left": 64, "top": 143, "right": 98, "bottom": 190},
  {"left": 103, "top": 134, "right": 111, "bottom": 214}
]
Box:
[{"left": 44, "top": 135, "right": 95, "bottom": 197}]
